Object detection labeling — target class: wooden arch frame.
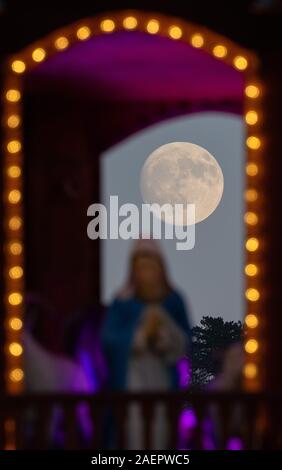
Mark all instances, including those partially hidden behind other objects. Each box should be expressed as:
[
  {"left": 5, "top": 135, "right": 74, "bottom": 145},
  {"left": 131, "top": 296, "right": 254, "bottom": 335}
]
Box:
[{"left": 1, "top": 10, "right": 263, "bottom": 393}]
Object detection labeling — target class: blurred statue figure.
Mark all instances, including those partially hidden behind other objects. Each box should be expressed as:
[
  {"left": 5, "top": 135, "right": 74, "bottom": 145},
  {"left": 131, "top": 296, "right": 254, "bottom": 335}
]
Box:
[
  {"left": 102, "top": 239, "right": 192, "bottom": 449},
  {"left": 23, "top": 294, "right": 94, "bottom": 445},
  {"left": 24, "top": 294, "right": 93, "bottom": 394}
]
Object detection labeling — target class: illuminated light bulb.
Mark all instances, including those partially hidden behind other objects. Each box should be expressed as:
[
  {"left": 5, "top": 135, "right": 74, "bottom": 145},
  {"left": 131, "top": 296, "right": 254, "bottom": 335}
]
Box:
[
  {"left": 9, "top": 342, "right": 23, "bottom": 357},
  {"left": 54, "top": 36, "right": 69, "bottom": 50},
  {"left": 213, "top": 44, "right": 227, "bottom": 58},
  {"left": 245, "top": 264, "right": 258, "bottom": 277},
  {"left": 32, "top": 47, "right": 46, "bottom": 62},
  {"left": 246, "top": 237, "right": 259, "bottom": 252},
  {"left": 7, "top": 114, "right": 21, "bottom": 129},
  {"left": 247, "top": 136, "right": 261, "bottom": 150},
  {"left": 146, "top": 19, "right": 160, "bottom": 34},
  {"left": 244, "top": 211, "right": 258, "bottom": 226},
  {"left": 245, "top": 339, "right": 259, "bottom": 354},
  {"left": 168, "top": 25, "right": 182, "bottom": 39},
  {"left": 9, "top": 242, "right": 23, "bottom": 255},
  {"left": 9, "top": 317, "right": 23, "bottom": 331},
  {"left": 246, "top": 163, "right": 258, "bottom": 177},
  {"left": 245, "top": 314, "right": 259, "bottom": 329},
  {"left": 8, "top": 190, "right": 22, "bottom": 204},
  {"left": 244, "top": 363, "right": 258, "bottom": 379},
  {"left": 245, "top": 85, "right": 260, "bottom": 99},
  {"left": 76, "top": 26, "right": 91, "bottom": 40},
  {"left": 6, "top": 89, "right": 21, "bottom": 102},
  {"left": 9, "top": 266, "right": 23, "bottom": 279},
  {"left": 7, "top": 166, "right": 21, "bottom": 179},
  {"left": 8, "top": 292, "right": 23, "bottom": 306},
  {"left": 100, "top": 19, "right": 115, "bottom": 32},
  {"left": 245, "top": 288, "right": 260, "bottom": 302},
  {"left": 11, "top": 60, "right": 26, "bottom": 74},
  {"left": 233, "top": 55, "right": 248, "bottom": 70},
  {"left": 191, "top": 33, "right": 204, "bottom": 48},
  {"left": 7, "top": 140, "right": 21, "bottom": 154},
  {"left": 9, "top": 368, "right": 24, "bottom": 382},
  {"left": 245, "top": 111, "right": 258, "bottom": 126},
  {"left": 8, "top": 216, "right": 22, "bottom": 231},
  {"left": 245, "top": 189, "right": 258, "bottom": 202},
  {"left": 123, "top": 16, "right": 138, "bottom": 30}
]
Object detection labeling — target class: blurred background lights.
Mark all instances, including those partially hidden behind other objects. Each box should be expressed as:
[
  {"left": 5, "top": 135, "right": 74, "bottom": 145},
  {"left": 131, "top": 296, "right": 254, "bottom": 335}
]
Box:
[
  {"left": 245, "top": 339, "right": 259, "bottom": 354},
  {"left": 8, "top": 292, "right": 23, "bottom": 306},
  {"left": 9, "top": 368, "right": 24, "bottom": 382},
  {"left": 2, "top": 11, "right": 262, "bottom": 393},
  {"left": 123, "top": 16, "right": 138, "bottom": 29},
  {"left": 100, "top": 19, "right": 115, "bottom": 32},
  {"left": 7, "top": 114, "right": 21, "bottom": 128},
  {"left": 245, "top": 288, "right": 260, "bottom": 302},
  {"left": 245, "top": 111, "right": 258, "bottom": 125},
  {"left": 234, "top": 55, "right": 248, "bottom": 70},
  {"left": 245, "top": 188, "right": 258, "bottom": 202},
  {"left": 76, "top": 26, "right": 91, "bottom": 40},
  {"left": 245, "top": 84, "right": 260, "bottom": 98},
  {"left": 9, "top": 342, "right": 23, "bottom": 357},
  {"left": 245, "top": 314, "right": 259, "bottom": 329},
  {"left": 247, "top": 136, "right": 261, "bottom": 150},
  {"left": 8, "top": 217, "right": 22, "bottom": 231},
  {"left": 9, "top": 317, "right": 23, "bottom": 331},
  {"left": 6, "top": 89, "right": 21, "bottom": 102},
  {"left": 244, "top": 211, "right": 258, "bottom": 225},
  {"left": 11, "top": 60, "right": 26, "bottom": 74},
  {"left": 32, "top": 47, "right": 46, "bottom": 62},
  {"left": 146, "top": 19, "right": 160, "bottom": 34},
  {"left": 55, "top": 36, "right": 69, "bottom": 50},
  {"left": 246, "top": 163, "right": 259, "bottom": 176},
  {"left": 245, "top": 263, "right": 258, "bottom": 277},
  {"left": 9, "top": 266, "right": 23, "bottom": 280},
  {"left": 7, "top": 166, "right": 21, "bottom": 179},
  {"left": 7, "top": 140, "right": 21, "bottom": 154},
  {"left": 244, "top": 363, "right": 258, "bottom": 379},
  {"left": 8, "top": 190, "right": 22, "bottom": 204},
  {"left": 213, "top": 44, "right": 227, "bottom": 58},
  {"left": 246, "top": 237, "right": 259, "bottom": 252},
  {"left": 191, "top": 33, "right": 204, "bottom": 48},
  {"left": 168, "top": 25, "right": 183, "bottom": 39},
  {"left": 9, "top": 242, "right": 22, "bottom": 256}
]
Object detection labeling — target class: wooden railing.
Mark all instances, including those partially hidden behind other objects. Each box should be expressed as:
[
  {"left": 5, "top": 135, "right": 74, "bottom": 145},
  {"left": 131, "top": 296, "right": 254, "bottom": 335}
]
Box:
[{"left": 0, "top": 392, "right": 282, "bottom": 450}]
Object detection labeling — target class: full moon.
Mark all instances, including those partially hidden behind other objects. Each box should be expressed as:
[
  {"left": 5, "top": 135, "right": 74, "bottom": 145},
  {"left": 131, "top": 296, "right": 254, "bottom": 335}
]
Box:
[{"left": 140, "top": 142, "right": 224, "bottom": 225}]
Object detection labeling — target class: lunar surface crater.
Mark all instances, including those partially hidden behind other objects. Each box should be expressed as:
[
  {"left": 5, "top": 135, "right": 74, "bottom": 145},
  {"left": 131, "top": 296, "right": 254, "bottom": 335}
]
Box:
[{"left": 140, "top": 142, "right": 224, "bottom": 225}]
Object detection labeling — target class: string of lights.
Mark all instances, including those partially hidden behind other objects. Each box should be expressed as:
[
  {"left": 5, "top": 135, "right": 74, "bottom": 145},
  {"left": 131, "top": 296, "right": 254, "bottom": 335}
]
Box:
[{"left": 2, "top": 11, "right": 263, "bottom": 393}]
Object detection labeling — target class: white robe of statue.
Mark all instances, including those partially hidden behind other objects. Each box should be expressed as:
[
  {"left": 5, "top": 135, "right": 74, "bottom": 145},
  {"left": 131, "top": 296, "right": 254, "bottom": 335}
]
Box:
[{"left": 127, "top": 305, "right": 187, "bottom": 449}]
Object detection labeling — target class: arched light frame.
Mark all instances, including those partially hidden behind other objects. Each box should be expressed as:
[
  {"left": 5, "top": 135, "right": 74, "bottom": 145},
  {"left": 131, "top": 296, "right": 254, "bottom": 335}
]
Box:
[{"left": 1, "top": 10, "right": 263, "bottom": 393}]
